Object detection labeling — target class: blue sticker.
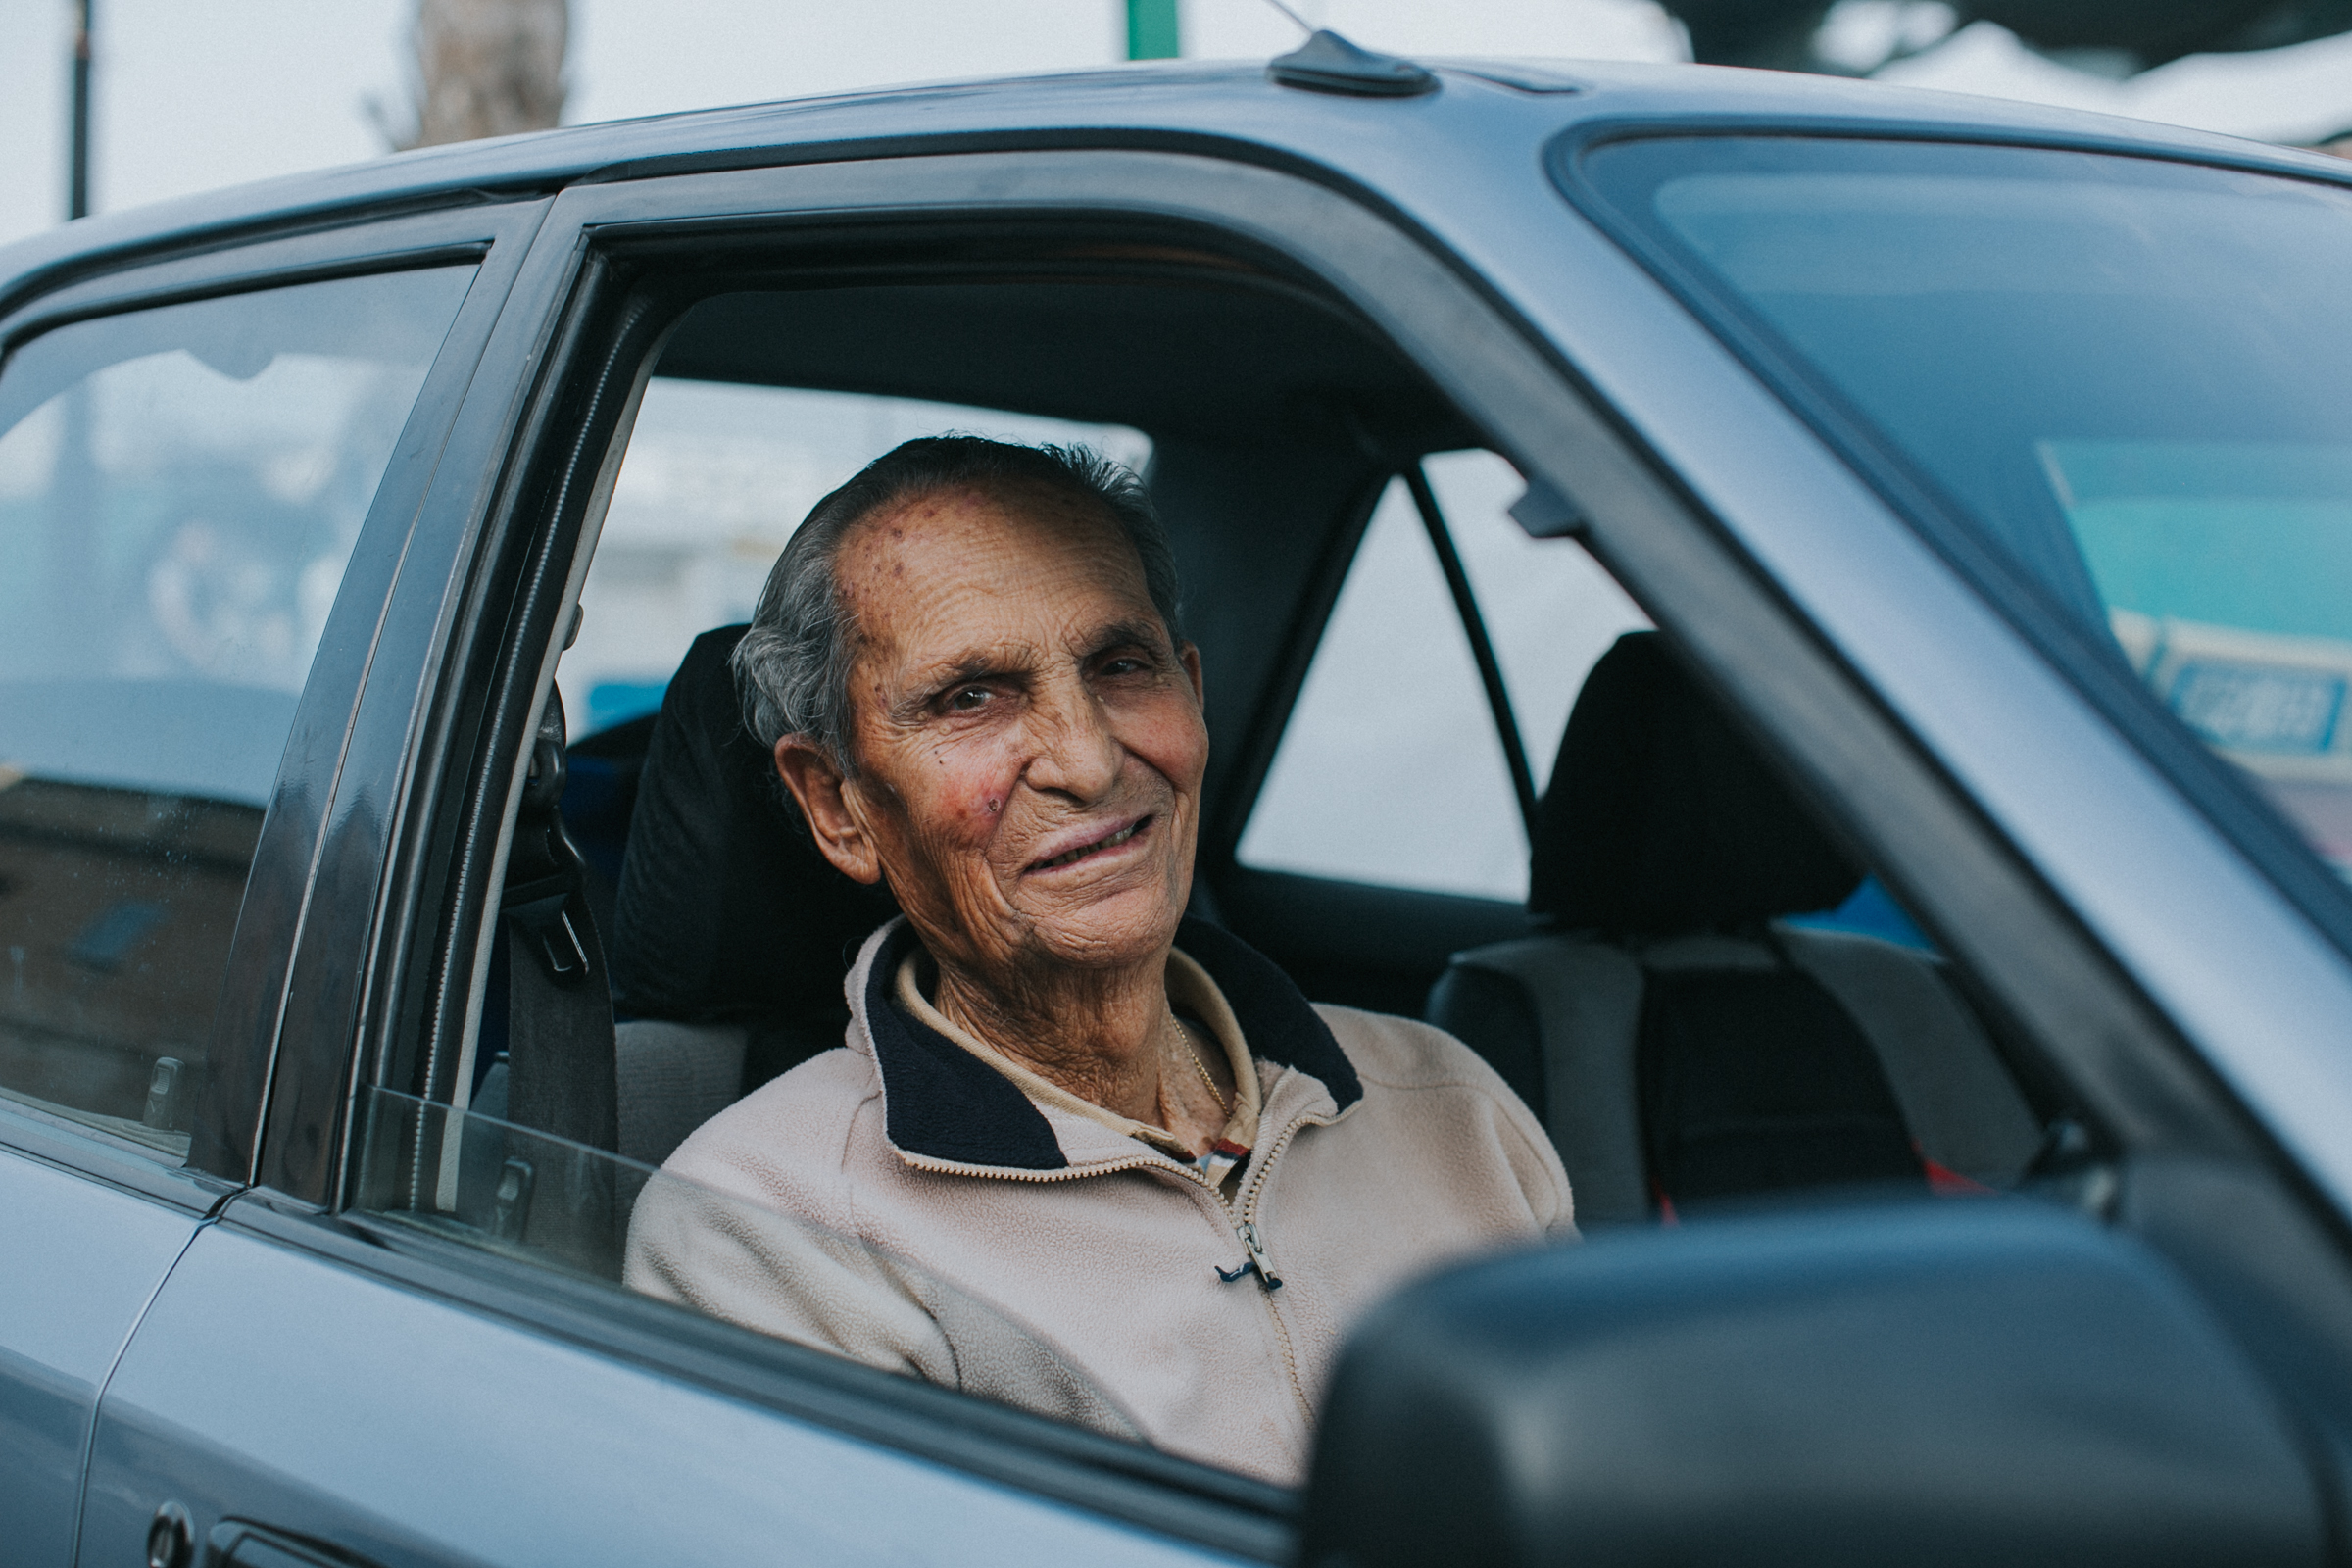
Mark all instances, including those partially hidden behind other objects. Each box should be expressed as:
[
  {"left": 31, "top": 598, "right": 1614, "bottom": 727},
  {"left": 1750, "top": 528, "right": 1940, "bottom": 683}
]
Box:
[{"left": 2168, "top": 662, "right": 2346, "bottom": 755}]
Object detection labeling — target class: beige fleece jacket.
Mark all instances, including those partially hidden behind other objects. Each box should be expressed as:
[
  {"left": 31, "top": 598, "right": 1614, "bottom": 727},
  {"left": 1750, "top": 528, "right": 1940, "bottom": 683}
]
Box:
[{"left": 624, "top": 916, "right": 1573, "bottom": 1485}]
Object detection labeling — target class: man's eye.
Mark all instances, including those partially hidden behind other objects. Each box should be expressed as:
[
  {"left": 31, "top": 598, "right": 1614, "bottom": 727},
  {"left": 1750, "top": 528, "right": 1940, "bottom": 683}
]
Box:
[
  {"left": 948, "top": 686, "right": 992, "bottom": 711},
  {"left": 1101, "top": 657, "right": 1146, "bottom": 677}
]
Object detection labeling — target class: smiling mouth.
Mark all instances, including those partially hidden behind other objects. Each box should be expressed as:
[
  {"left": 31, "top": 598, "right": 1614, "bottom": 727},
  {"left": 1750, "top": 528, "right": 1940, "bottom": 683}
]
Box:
[{"left": 1031, "top": 815, "right": 1151, "bottom": 872}]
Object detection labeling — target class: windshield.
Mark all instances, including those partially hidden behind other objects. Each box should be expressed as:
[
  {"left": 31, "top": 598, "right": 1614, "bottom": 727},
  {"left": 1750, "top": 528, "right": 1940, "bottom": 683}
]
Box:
[{"left": 1578, "top": 136, "right": 2352, "bottom": 876}]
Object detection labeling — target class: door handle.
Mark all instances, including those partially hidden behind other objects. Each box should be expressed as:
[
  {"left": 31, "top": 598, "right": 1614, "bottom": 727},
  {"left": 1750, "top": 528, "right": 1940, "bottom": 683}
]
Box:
[{"left": 203, "top": 1521, "right": 383, "bottom": 1568}]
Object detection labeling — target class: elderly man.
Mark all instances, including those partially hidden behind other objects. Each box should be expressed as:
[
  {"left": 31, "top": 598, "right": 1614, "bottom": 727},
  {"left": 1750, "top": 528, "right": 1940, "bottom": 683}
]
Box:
[{"left": 625, "top": 436, "right": 1571, "bottom": 1484}]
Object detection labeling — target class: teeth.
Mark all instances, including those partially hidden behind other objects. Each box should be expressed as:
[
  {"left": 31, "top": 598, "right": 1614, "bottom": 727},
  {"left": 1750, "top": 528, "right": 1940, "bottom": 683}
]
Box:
[{"left": 1040, "top": 820, "right": 1141, "bottom": 869}]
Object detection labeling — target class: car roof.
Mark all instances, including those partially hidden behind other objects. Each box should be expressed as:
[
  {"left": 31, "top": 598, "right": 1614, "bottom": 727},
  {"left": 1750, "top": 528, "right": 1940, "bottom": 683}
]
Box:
[{"left": 6, "top": 54, "right": 2350, "bottom": 309}]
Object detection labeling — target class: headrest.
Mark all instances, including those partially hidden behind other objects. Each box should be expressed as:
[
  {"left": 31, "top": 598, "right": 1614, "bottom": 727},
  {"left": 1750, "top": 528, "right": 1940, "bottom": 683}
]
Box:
[
  {"left": 1529, "top": 632, "right": 1859, "bottom": 935},
  {"left": 610, "top": 625, "right": 899, "bottom": 1025}
]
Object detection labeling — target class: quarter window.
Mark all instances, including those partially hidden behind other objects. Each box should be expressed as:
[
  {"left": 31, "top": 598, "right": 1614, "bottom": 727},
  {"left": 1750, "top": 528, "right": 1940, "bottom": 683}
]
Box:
[
  {"left": 1238, "top": 455, "right": 1647, "bottom": 901},
  {"left": 0, "top": 267, "right": 472, "bottom": 1156}
]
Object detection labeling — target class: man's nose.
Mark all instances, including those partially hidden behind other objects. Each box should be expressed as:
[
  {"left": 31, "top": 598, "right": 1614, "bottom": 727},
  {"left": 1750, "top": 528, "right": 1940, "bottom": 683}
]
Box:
[{"left": 1023, "top": 675, "right": 1121, "bottom": 801}]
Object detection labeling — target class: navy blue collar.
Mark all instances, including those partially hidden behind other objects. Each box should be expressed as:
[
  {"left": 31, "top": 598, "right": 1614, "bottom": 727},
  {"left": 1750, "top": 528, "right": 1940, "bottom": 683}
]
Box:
[{"left": 862, "top": 917, "right": 1362, "bottom": 1170}]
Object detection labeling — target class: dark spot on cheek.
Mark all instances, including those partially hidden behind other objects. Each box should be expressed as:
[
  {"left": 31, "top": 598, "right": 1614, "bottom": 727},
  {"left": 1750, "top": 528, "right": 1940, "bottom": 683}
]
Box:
[{"left": 987, "top": 798, "right": 1003, "bottom": 815}]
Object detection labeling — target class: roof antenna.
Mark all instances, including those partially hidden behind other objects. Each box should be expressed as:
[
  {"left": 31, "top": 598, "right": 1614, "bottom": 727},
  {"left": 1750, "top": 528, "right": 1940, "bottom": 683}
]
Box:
[{"left": 1265, "top": 5, "right": 1438, "bottom": 97}]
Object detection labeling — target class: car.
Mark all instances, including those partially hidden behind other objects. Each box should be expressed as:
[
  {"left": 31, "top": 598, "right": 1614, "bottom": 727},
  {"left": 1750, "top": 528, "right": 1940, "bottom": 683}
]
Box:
[{"left": 6, "top": 33, "right": 2352, "bottom": 1568}]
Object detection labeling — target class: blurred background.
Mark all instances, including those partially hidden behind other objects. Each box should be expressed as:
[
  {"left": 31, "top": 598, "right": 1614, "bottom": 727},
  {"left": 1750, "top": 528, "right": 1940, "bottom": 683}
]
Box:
[
  {"left": 5, "top": 0, "right": 2352, "bottom": 901},
  {"left": 5, "top": 0, "right": 2352, "bottom": 252}
]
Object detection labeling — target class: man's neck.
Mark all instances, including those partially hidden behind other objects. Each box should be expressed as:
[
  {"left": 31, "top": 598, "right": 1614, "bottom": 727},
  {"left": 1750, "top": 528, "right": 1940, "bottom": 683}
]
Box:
[{"left": 930, "top": 953, "right": 1172, "bottom": 1125}]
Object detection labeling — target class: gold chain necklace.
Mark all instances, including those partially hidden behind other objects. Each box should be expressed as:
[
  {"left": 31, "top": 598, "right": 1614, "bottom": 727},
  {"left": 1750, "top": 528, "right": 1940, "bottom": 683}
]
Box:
[{"left": 1167, "top": 1011, "right": 1231, "bottom": 1118}]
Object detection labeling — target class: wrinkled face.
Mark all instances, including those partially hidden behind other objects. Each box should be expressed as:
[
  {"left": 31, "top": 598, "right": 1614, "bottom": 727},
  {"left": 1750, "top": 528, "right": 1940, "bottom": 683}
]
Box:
[{"left": 797, "top": 479, "right": 1206, "bottom": 981}]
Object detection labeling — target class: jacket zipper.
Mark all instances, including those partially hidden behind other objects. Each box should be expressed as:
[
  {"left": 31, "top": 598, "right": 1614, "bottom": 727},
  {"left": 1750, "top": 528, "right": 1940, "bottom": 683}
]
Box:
[
  {"left": 900, "top": 1102, "right": 1342, "bottom": 1426},
  {"left": 1215, "top": 1116, "right": 1323, "bottom": 1422}
]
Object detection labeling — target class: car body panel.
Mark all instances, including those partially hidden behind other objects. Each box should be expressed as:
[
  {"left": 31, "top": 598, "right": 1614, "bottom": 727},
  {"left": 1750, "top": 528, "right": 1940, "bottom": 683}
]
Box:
[
  {"left": 0, "top": 1136, "right": 203, "bottom": 1566},
  {"left": 77, "top": 1215, "right": 1248, "bottom": 1568},
  {"left": 3, "top": 58, "right": 2340, "bottom": 306}
]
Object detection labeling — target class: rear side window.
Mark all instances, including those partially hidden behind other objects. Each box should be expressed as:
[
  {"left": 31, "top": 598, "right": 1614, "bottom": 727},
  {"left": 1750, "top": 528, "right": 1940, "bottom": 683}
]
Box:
[
  {"left": 1239, "top": 452, "right": 1647, "bottom": 901},
  {"left": 0, "top": 267, "right": 472, "bottom": 1156}
]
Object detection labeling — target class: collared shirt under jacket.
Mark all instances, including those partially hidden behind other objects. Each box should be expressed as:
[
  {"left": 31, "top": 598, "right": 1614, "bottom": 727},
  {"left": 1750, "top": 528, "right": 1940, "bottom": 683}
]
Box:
[{"left": 624, "top": 916, "right": 1574, "bottom": 1485}]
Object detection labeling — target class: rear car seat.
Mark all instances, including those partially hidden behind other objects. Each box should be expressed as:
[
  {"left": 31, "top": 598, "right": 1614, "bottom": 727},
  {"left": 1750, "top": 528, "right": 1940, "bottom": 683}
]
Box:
[
  {"left": 607, "top": 624, "right": 898, "bottom": 1166},
  {"left": 1427, "top": 632, "right": 2043, "bottom": 1225}
]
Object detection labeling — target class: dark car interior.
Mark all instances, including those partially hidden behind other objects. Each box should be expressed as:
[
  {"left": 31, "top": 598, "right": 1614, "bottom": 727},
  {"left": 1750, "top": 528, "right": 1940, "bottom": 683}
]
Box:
[{"left": 425, "top": 230, "right": 2068, "bottom": 1268}]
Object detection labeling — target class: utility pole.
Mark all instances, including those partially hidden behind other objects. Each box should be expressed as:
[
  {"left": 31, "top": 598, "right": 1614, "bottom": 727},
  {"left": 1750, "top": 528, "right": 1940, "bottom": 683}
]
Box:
[
  {"left": 67, "top": 0, "right": 93, "bottom": 220},
  {"left": 1127, "top": 0, "right": 1180, "bottom": 60}
]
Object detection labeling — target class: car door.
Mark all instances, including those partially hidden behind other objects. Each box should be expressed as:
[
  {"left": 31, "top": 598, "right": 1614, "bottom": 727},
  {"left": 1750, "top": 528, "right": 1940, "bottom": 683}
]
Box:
[
  {"left": 0, "top": 207, "right": 529, "bottom": 1567},
  {"left": 72, "top": 151, "right": 1348, "bottom": 1568},
  {"left": 69, "top": 137, "right": 1689, "bottom": 1568}
]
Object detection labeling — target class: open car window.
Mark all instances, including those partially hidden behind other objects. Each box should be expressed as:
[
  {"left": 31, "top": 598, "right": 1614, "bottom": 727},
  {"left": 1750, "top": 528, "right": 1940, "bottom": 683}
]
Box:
[{"left": 370, "top": 232, "right": 2086, "bottom": 1507}]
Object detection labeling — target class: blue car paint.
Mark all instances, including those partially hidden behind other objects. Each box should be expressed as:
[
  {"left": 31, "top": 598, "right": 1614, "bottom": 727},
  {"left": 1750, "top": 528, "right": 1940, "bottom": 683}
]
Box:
[
  {"left": 78, "top": 1221, "right": 1249, "bottom": 1568},
  {"left": 0, "top": 1141, "right": 200, "bottom": 1566}
]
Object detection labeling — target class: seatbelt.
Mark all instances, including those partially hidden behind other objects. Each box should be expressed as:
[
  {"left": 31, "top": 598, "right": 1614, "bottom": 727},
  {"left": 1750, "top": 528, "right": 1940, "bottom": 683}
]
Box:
[{"left": 500, "top": 688, "right": 620, "bottom": 1266}]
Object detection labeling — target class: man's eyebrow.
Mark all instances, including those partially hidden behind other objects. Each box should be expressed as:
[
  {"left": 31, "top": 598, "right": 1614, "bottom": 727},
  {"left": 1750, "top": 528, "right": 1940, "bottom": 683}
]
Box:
[{"left": 1084, "top": 618, "right": 1171, "bottom": 659}]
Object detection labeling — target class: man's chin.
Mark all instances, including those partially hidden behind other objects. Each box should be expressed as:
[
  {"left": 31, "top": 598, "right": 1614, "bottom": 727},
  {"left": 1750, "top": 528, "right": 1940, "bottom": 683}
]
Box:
[{"left": 1007, "top": 878, "right": 1189, "bottom": 969}]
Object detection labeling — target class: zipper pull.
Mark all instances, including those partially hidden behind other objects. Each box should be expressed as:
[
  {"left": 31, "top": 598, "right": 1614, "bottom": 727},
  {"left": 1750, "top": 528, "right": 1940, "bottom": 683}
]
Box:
[{"left": 1237, "top": 1219, "right": 1283, "bottom": 1291}]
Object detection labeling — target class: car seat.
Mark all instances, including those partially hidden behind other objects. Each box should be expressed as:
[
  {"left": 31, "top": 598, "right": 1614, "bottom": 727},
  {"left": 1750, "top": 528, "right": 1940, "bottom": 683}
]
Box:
[
  {"left": 1426, "top": 632, "right": 2042, "bottom": 1225},
  {"left": 607, "top": 624, "right": 899, "bottom": 1166}
]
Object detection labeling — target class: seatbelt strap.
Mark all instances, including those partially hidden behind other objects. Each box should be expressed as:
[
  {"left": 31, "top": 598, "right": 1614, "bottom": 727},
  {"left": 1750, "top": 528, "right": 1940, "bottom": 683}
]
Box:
[{"left": 501, "top": 688, "right": 620, "bottom": 1191}]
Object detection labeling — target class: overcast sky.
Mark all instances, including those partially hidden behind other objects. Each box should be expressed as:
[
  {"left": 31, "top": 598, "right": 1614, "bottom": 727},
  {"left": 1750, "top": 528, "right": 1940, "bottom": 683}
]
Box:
[{"left": 4, "top": 0, "right": 2352, "bottom": 252}]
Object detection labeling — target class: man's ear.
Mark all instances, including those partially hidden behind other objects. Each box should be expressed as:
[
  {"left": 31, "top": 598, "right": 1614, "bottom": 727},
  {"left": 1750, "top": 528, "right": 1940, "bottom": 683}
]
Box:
[
  {"left": 773, "top": 737, "right": 883, "bottom": 885},
  {"left": 1178, "top": 639, "right": 1205, "bottom": 711}
]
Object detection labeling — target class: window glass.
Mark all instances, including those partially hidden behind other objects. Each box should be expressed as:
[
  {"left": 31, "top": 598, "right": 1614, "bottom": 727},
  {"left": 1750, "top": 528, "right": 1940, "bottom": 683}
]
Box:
[
  {"left": 1239, "top": 466, "right": 1646, "bottom": 902},
  {"left": 560, "top": 376, "right": 1151, "bottom": 738},
  {"left": 0, "top": 267, "right": 473, "bottom": 1154},
  {"left": 1241, "top": 478, "right": 1525, "bottom": 900},
  {"left": 354, "top": 1084, "right": 1128, "bottom": 1430},
  {"left": 1426, "top": 450, "right": 1652, "bottom": 795},
  {"left": 1581, "top": 138, "right": 2352, "bottom": 878}
]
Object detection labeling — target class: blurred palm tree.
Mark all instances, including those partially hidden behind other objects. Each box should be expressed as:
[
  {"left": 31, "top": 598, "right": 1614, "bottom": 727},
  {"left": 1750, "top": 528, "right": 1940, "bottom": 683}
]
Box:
[{"left": 374, "top": 0, "right": 567, "bottom": 150}]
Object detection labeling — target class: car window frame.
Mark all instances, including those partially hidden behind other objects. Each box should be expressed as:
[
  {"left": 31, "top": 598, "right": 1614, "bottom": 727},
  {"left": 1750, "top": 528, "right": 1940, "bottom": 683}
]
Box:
[{"left": 0, "top": 203, "right": 545, "bottom": 1200}]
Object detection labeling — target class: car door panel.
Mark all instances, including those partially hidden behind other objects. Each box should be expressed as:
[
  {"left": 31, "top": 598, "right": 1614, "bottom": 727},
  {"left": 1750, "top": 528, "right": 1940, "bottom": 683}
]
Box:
[
  {"left": 78, "top": 1212, "right": 1247, "bottom": 1568},
  {"left": 92, "top": 151, "right": 1515, "bottom": 1568},
  {"left": 0, "top": 1136, "right": 206, "bottom": 1567}
]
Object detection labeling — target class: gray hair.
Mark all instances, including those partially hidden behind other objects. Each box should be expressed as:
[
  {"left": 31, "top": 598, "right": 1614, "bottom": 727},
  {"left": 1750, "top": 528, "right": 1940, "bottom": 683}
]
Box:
[{"left": 733, "top": 435, "right": 1182, "bottom": 771}]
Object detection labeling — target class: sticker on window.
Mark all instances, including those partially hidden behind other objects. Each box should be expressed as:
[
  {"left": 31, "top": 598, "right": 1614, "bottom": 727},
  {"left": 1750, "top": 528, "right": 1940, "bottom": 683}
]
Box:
[{"left": 2168, "top": 662, "right": 2346, "bottom": 755}]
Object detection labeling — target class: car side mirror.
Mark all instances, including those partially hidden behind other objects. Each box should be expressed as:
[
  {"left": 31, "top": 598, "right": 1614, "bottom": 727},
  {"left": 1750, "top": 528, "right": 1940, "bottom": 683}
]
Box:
[{"left": 1299, "top": 1200, "right": 2326, "bottom": 1568}]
